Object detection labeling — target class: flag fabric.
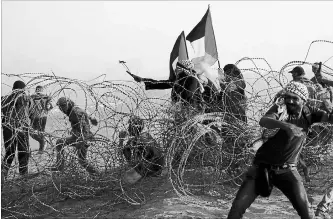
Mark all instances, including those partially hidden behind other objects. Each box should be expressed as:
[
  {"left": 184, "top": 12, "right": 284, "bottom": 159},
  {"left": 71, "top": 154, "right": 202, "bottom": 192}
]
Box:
[
  {"left": 186, "top": 6, "right": 220, "bottom": 91},
  {"left": 169, "top": 31, "right": 189, "bottom": 82},
  {"left": 186, "top": 6, "right": 218, "bottom": 66}
]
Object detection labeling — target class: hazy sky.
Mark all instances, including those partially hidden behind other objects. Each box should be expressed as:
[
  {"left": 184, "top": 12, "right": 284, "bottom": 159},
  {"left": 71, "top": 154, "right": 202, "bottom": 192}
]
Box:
[{"left": 1, "top": 1, "right": 333, "bottom": 94}]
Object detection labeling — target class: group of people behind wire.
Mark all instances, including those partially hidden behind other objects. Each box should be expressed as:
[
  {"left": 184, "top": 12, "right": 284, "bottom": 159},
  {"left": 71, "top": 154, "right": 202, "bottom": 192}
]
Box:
[{"left": 1, "top": 59, "right": 332, "bottom": 219}]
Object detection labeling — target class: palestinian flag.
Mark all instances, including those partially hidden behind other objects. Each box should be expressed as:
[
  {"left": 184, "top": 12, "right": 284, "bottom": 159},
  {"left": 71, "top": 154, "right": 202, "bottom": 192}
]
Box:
[
  {"left": 169, "top": 31, "right": 189, "bottom": 82},
  {"left": 186, "top": 6, "right": 220, "bottom": 91},
  {"left": 186, "top": 6, "right": 218, "bottom": 66}
]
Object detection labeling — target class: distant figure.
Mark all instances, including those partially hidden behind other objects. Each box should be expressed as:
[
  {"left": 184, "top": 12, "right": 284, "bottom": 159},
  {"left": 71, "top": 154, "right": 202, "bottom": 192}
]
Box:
[
  {"left": 1, "top": 81, "right": 30, "bottom": 178},
  {"left": 311, "top": 62, "right": 333, "bottom": 87},
  {"left": 119, "top": 116, "right": 164, "bottom": 184},
  {"left": 315, "top": 186, "right": 333, "bottom": 219},
  {"left": 29, "top": 85, "right": 53, "bottom": 153},
  {"left": 218, "top": 64, "right": 247, "bottom": 123},
  {"left": 49, "top": 97, "right": 98, "bottom": 175},
  {"left": 311, "top": 62, "right": 333, "bottom": 113}
]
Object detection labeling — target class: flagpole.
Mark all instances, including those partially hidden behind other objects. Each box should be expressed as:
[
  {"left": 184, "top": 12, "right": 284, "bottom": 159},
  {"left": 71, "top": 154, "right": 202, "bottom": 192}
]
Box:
[{"left": 182, "top": 31, "right": 189, "bottom": 60}]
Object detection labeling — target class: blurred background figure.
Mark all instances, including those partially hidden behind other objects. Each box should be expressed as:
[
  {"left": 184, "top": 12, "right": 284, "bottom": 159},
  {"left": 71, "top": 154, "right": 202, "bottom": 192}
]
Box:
[
  {"left": 29, "top": 85, "right": 53, "bottom": 153},
  {"left": 1, "top": 80, "right": 30, "bottom": 179}
]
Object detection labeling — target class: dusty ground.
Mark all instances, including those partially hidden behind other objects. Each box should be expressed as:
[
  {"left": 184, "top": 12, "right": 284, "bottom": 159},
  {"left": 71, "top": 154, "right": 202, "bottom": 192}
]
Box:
[
  {"left": 2, "top": 158, "right": 332, "bottom": 219},
  {"left": 1, "top": 138, "right": 333, "bottom": 219}
]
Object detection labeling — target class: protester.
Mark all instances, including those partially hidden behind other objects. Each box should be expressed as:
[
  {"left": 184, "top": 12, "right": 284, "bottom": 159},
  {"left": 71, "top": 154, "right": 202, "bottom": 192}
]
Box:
[
  {"left": 217, "top": 64, "right": 247, "bottom": 123},
  {"left": 119, "top": 116, "right": 164, "bottom": 184},
  {"left": 29, "top": 85, "right": 53, "bottom": 153},
  {"left": 1, "top": 80, "right": 30, "bottom": 178},
  {"left": 49, "top": 97, "right": 98, "bottom": 175},
  {"left": 127, "top": 60, "right": 204, "bottom": 107},
  {"left": 227, "top": 81, "right": 333, "bottom": 219},
  {"left": 311, "top": 62, "right": 333, "bottom": 87},
  {"left": 311, "top": 62, "right": 333, "bottom": 113}
]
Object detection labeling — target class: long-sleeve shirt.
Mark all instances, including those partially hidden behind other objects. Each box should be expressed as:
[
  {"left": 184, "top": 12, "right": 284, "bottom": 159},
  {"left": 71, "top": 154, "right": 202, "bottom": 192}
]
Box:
[{"left": 68, "top": 106, "right": 92, "bottom": 139}]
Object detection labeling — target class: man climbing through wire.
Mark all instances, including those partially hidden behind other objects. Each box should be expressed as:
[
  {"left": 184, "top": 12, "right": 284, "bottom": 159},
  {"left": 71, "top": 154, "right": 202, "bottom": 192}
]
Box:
[
  {"left": 49, "top": 97, "right": 98, "bottom": 175},
  {"left": 29, "top": 85, "right": 53, "bottom": 153},
  {"left": 118, "top": 116, "right": 165, "bottom": 184},
  {"left": 1, "top": 80, "right": 31, "bottom": 179},
  {"left": 227, "top": 81, "right": 333, "bottom": 219}
]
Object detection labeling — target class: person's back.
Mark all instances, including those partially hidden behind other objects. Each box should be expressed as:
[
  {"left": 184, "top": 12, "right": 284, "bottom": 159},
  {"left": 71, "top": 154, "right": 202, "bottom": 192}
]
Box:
[
  {"left": 2, "top": 89, "right": 29, "bottom": 127},
  {"left": 68, "top": 106, "right": 92, "bottom": 138},
  {"left": 1, "top": 80, "right": 30, "bottom": 177}
]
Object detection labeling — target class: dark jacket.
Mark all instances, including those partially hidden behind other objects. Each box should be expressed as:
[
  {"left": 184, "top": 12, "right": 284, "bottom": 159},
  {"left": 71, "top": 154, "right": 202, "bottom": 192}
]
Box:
[{"left": 2, "top": 91, "right": 30, "bottom": 127}]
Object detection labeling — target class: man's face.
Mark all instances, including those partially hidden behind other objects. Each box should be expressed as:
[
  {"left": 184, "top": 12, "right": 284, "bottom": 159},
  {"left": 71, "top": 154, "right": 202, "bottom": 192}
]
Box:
[
  {"left": 284, "top": 92, "right": 305, "bottom": 115},
  {"left": 312, "top": 64, "right": 319, "bottom": 73}
]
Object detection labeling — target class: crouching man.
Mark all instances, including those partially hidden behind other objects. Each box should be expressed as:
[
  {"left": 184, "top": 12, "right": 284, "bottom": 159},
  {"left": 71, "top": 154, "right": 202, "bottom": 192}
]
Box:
[
  {"left": 227, "top": 81, "right": 333, "bottom": 219},
  {"left": 50, "top": 97, "right": 98, "bottom": 175},
  {"left": 119, "top": 116, "right": 165, "bottom": 184}
]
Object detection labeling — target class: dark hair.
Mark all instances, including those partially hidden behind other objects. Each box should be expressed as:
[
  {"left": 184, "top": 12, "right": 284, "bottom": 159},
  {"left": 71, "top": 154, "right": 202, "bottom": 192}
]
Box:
[
  {"left": 12, "top": 80, "right": 26, "bottom": 90},
  {"left": 223, "top": 64, "right": 241, "bottom": 77}
]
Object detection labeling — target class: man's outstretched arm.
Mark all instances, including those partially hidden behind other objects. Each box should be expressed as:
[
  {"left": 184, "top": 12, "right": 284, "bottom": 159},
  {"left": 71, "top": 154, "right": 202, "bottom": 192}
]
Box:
[{"left": 127, "top": 71, "right": 173, "bottom": 90}]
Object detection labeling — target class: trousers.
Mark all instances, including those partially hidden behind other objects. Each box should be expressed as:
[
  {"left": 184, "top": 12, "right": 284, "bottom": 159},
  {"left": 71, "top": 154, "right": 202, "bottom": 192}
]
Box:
[{"left": 227, "top": 165, "right": 314, "bottom": 219}]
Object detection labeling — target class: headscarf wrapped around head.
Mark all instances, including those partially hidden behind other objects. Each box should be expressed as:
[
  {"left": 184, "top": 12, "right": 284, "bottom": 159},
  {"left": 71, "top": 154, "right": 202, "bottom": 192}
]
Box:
[
  {"left": 175, "top": 60, "right": 195, "bottom": 76},
  {"left": 284, "top": 81, "right": 309, "bottom": 102}
]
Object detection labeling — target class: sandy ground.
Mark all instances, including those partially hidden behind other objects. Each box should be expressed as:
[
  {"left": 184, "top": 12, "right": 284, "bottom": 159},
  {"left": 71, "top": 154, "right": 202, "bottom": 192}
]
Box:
[
  {"left": 1, "top": 131, "right": 332, "bottom": 218},
  {"left": 3, "top": 157, "right": 331, "bottom": 219}
]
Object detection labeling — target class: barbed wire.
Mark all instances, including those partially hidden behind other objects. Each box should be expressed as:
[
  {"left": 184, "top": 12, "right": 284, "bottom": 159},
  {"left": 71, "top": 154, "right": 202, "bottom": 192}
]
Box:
[{"left": 1, "top": 42, "right": 333, "bottom": 217}]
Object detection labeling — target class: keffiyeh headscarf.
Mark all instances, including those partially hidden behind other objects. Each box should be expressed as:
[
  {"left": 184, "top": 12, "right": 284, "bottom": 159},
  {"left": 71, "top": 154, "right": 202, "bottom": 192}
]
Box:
[
  {"left": 284, "top": 81, "right": 309, "bottom": 101},
  {"left": 175, "top": 60, "right": 195, "bottom": 76},
  {"left": 175, "top": 59, "right": 206, "bottom": 93}
]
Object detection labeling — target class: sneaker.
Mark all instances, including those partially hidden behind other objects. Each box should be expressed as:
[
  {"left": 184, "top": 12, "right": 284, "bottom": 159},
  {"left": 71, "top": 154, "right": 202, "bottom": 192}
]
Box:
[{"left": 315, "top": 209, "right": 331, "bottom": 219}]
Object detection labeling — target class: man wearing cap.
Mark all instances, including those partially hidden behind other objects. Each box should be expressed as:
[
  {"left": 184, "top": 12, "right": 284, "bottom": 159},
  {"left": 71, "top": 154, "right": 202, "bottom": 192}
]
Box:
[
  {"left": 227, "top": 81, "right": 333, "bottom": 219},
  {"left": 49, "top": 97, "right": 98, "bottom": 175},
  {"left": 29, "top": 85, "right": 53, "bottom": 153},
  {"left": 1, "top": 81, "right": 31, "bottom": 178}
]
